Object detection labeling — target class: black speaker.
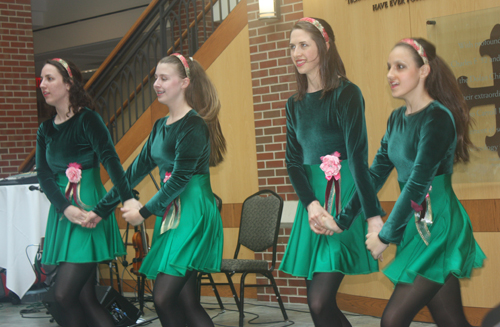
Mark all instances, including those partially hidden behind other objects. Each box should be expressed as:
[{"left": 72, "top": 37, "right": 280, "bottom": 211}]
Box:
[
  {"left": 96, "top": 285, "right": 141, "bottom": 326},
  {"left": 43, "top": 285, "right": 140, "bottom": 326},
  {"left": 41, "top": 286, "right": 64, "bottom": 326}
]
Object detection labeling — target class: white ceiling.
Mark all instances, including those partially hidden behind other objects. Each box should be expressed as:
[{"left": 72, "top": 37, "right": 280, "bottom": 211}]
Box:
[
  {"left": 31, "top": 0, "right": 151, "bottom": 78},
  {"left": 31, "top": 0, "right": 151, "bottom": 29}
]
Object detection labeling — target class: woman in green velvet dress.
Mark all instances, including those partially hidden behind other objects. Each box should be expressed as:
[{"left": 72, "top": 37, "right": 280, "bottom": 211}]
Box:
[
  {"left": 323, "top": 38, "right": 486, "bottom": 327},
  {"left": 278, "top": 18, "right": 385, "bottom": 327},
  {"left": 36, "top": 59, "right": 138, "bottom": 327},
  {"left": 91, "top": 54, "right": 226, "bottom": 327}
]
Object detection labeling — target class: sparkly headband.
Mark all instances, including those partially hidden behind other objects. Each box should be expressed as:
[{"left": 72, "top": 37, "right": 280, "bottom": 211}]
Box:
[
  {"left": 298, "top": 17, "right": 329, "bottom": 43},
  {"left": 399, "top": 38, "right": 429, "bottom": 65},
  {"left": 51, "top": 58, "right": 73, "bottom": 79},
  {"left": 171, "top": 53, "right": 191, "bottom": 78}
]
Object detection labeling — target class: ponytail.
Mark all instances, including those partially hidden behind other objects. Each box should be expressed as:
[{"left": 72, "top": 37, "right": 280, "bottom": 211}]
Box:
[
  {"left": 159, "top": 56, "right": 226, "bottom": 166},
  {"left": 397, "top": 38, "right": 473, "bottom": 164}
]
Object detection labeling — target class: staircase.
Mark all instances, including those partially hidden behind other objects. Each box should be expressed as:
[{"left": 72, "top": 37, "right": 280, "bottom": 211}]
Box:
[
  {"left": 19, "top": 0, "right": 245, "bottom": 174},
  {"left": 87, "top": 0, "right": 241, "bottom": 144}
]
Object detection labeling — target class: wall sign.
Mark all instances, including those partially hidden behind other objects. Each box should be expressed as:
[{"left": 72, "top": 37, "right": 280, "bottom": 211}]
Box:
[{"left": 346, "top": 0, "right": 425, "bottom": 11}]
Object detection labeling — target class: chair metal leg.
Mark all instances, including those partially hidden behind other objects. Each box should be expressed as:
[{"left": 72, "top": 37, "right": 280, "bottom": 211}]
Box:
[
  {"left": 266, "top": 272, "right": 288, "bottom": 321},
  {"left": 137, "top": 274, "right": 146, "bottom": 316},
  {"left": 239, "top": 272, "right": 249, "bottom": 327},
  {"left": 113, "top": 261, "right": 123, "bottom": 295},
  {"left": 108, "top": 261, "right": 114, "bottom": 291},
  {"left": 224, "top": 272, "right": 241, "bottom": 311},
  {"left": 196, "top": 272, "right": 202, "bottom": 301},
  {"left": 207, "top": 273, "right": 225, "bottom": 310},
  {"left": 197, "top": 272, "right": 225, "bottom": 311}
]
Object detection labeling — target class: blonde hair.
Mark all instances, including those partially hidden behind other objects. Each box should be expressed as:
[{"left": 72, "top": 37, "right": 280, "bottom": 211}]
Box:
[{"left": 159, "top": 56, "right": 226, "bottom": 166}]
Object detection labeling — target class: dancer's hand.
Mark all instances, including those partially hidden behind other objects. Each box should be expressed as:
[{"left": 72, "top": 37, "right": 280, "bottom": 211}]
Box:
[
  {"left": 121, "top": 206, "right": 145, "bottom": 226},
  {"left": 82, "top": 211, "right": 102, "bottom": 228},
  {"left": 63, "top": 205, "right": 87, "bottom": 225},
  {"left": 366, "top": 232, "right": 388, "bottom": 261},
  {"left": 367, "top": 215, "right": 384, "bottom": 235},
  {"left": 307, "top": 201, "right": 334, "bottom": 236},
  {"left": 319, "top": 215, "right": 343, "bottom": 234},
  {"left": 124, "top": 198, "right": 143, "bottom": 210}
]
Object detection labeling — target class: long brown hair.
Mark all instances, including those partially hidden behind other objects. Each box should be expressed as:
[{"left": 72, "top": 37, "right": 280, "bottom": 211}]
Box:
[
  {"left": 159, "top": 56, "right": 226, "bottom": 166},
  {"left": 396, "top": 38, "right": 473, "bottom": 164},
  {"left": 44, "top": 59, "right": 95, "bottom": 115},
  {"left": 290, "top": 18, "right": 347, "bottom": 101}
]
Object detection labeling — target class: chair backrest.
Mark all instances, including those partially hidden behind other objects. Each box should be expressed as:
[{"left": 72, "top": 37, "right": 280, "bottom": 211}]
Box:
[
  {"left": 213, "top": 193, "right": 222, "bottom": 213},
  {"left": 236, "top": 189, "right": 283, "bottom": 256}
]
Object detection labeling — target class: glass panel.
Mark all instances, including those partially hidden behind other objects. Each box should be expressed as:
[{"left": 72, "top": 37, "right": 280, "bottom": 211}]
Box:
[{"left": 427, "top": 8, "right": 500, "bottom": 184}]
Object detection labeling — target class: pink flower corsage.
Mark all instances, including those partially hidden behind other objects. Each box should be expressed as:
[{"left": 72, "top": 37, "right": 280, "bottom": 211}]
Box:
[
  {"left": 66, "top": 162, "right": 82, "bottom": 183},
  {"left": 320, "top": 152, "right": 342, "bottom": 215},
  {"left": 320, "top": 152, "right": 342, "bottom": 181},
  {"left": 411, "top": 186, "right": 433, "bottom": 245},
  {"left": 160, "top": 172, "right": 181, "bottom": 234},
  {"left": 64, "top": 162, "right": 91, "bottom": 212}
]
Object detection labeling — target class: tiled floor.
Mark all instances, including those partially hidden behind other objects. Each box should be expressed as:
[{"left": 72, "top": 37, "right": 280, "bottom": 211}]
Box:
[{"left": 0, "top": 293, "right": 437, "bottom": 327}]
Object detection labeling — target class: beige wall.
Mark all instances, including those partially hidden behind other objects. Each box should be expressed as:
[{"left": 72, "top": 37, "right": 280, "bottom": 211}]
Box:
[
  {"left": 304, "top": 0, "right": 500, "bottom": 308},
  {"left": 207, "top": 25, "right": 260, "bottom": 204},
  {"left": 304, "top": 0, "right": 500, "bottom": 201}
]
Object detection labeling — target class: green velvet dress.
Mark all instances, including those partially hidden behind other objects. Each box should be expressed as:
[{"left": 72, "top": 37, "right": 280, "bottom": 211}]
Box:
[
  {"left": 36, "top": 108, "right": 132, "bottom": 265},
  {"left": 279, "top": 80, "right": 384, "bottom": 280},
  {"left": 94, "top": 110, "right": 223, "bottom": 279},
  {"left": 337, "top": 101, "right": 486, "bottom": 284}
]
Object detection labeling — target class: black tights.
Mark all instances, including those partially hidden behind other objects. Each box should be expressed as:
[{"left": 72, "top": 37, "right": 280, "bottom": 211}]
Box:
[
  {"left": 381, "top": 275, "right": 472, "bottom": 327},
  {"left": 153, "top": 270, "right": 213, "bottom": 327},
  {"left": 306, "top": 272, "right": 351, "bottom": 327},
  {"left": 52, "top": 262, "right": 114, "bottom": 327},
  {"left": 482, "top": 302, "right": 500, "bottom": 327}
]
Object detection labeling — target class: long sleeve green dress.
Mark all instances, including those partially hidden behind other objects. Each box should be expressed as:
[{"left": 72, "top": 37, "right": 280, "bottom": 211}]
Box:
[
  {"left": 279, "top": 80, "right": 384, "bottom": 279},
  {"left": 36, "top": 108, "right": 133, "bottom": 265},
  {"left": 93, "top": 110, "right": 223, "bottom": 279},
  {"left": 337, "top": 101, "right": 485, "bottom": 284}
]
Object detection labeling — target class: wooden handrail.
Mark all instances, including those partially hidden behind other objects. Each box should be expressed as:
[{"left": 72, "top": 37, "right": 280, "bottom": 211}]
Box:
[
  {"left": 84, "top": 0, "right": 160, "bottom": 91},
  {"left": 104, "top": 0, "right": 219, "bottom": 128},
  {"left": 105, "top": 72, "right": 155, "bottom": 128},
  {"left": 173, "top": 0, "right": 220, "bottom": 54},
  {"left": 18, "top": 147, "right": 36, "bottom": 173},
  {"left": 19, "top": 0, "right": 239, "bottom": 173}
]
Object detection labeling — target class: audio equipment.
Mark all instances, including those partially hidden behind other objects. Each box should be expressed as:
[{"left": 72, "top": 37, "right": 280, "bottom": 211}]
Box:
[
  {"left": 0, "top": 172, "right": 38, "bottom": 186},
  {"left": 43, "top": 285, "right": 140, "bottom": 326}
]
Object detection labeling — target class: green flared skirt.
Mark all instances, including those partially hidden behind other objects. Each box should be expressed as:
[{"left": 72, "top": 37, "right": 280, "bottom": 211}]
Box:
[
  {"left": 383, "top": 174, "right": 486, "bottom": 285},
  {"left": 42, "top": 167, "right": 126, "bottom": 265},
  {"left": 279, "top": 162, "right": 378, "bottom": 280},
  {"left": 139, "top": 174, "right": 223, "bottom": 279}
]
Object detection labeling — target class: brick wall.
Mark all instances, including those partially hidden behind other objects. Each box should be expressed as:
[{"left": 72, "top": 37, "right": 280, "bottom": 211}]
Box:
[
  {"left": 0, "top": 0, "right": 37, "bottom": 178},
  {"left": 246, "top": 0, "right": 303, "bottom": 202},
  {"left": 246, "top": 0, "right": 304, "bottom": 304},
  {"left": 172, "top": 0, "right": 219, "bottom": 56}
]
